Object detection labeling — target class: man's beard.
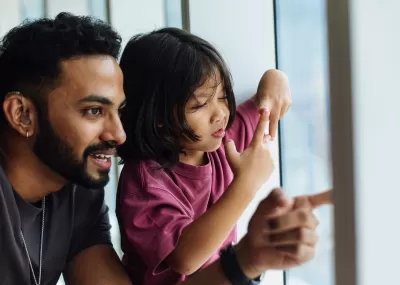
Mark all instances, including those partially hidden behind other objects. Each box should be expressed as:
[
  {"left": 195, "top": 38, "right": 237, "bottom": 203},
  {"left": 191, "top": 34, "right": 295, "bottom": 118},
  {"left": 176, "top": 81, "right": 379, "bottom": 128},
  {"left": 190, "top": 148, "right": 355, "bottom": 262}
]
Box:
[{"left": 33, "top": 115, "right": 113, "bottom": 189}]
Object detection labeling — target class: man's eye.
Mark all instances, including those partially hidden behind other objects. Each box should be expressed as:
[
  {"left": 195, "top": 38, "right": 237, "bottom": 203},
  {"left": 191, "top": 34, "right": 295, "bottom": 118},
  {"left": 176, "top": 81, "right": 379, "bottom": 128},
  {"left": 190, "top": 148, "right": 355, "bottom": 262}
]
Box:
[{"left": 85, "top": 107, "right": 103, "bottom": 116}]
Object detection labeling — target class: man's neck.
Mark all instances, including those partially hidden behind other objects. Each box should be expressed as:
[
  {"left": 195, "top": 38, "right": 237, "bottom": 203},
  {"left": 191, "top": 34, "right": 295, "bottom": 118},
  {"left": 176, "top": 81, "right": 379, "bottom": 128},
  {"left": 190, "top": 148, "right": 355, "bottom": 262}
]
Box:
[{"left": 4, "top": 152, "right": 66, "bottom": 203}]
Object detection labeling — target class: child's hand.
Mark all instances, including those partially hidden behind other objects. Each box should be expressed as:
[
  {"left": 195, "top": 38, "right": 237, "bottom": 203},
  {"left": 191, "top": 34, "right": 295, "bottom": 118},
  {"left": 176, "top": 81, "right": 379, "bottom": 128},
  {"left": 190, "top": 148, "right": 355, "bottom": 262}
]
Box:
[
  {"left": 225, "top": 108, "right": 274, "bottom": 192},
  {"left": 255, "top": 69, "right": 292, "bottom": 140}
]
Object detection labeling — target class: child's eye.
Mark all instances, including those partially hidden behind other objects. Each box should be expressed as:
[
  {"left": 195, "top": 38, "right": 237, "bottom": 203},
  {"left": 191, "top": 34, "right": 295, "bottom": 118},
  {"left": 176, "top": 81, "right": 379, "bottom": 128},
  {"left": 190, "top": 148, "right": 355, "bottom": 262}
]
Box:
[
  {"left": 218, "top": 96, "right": 228, "bottom": 100},
  {"left": 84, "top": 107, "right": 103, "bottom": 117},
  {"left": 191, "top": 102, "right": 207, "bottom": 111}
]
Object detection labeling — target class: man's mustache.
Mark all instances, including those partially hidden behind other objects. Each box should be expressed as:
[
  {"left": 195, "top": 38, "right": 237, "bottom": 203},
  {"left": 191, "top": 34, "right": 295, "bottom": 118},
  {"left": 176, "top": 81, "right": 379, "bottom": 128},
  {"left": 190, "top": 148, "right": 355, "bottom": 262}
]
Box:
[{"left": 83, "top": 142, "right": 117, "bottom": 158}]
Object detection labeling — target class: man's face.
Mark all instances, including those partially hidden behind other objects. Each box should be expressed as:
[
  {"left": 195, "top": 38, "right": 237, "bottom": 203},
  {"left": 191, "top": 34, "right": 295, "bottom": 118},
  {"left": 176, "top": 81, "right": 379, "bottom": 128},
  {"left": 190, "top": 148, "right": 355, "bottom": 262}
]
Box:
[{"left": 34, "top": 56, "right": 126, "bottom": 188}]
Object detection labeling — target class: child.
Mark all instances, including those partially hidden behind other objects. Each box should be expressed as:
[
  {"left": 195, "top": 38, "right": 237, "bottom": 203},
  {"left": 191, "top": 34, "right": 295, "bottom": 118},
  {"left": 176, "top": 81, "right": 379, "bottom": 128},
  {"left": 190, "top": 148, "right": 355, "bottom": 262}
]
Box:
[{"left": 117, "top": 28, "right": 291, "bottom": 285}]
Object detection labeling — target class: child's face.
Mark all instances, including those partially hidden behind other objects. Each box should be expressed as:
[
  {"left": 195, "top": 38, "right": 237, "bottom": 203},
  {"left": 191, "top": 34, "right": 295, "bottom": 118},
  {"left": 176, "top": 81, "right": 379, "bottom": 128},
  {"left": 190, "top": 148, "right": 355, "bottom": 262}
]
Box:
[{"left": 182, "top": 74, "right": 230, "bottom": 153}]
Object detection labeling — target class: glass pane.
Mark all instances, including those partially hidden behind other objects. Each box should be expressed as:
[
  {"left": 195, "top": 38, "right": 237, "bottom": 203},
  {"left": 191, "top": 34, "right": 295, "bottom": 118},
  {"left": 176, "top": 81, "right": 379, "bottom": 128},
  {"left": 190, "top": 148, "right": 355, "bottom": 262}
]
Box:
[
  {"left": 88, "top": 0, "right": 108, "bottom": 21},
  {"left": 275, "top": 1, "right": 334, "bottom": 285},
  {"left": 164, "top": 0, "right": 182, "bottom": 28},
  {"left": 20, "top": 0, "right": 44, "bottom": 20}
]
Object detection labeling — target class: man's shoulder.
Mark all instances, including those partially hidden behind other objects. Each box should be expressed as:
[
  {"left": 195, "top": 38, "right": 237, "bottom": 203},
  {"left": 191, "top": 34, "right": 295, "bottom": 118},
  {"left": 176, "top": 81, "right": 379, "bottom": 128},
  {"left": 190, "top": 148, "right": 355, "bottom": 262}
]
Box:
[
  {"left": 0, "top": 165, "right": 28, "bottom": 285},
  {"left": 0, "top": 165, "right": 20, "bottom": 230},
  {"left": 72, "top": 183, "right": 106, "bottom": 207},
  {"left": 73, "top": 184, "right": 106, "bottom": 202},
  {"left": 65, "top": 184, "right": 111, "bottom": 263},
  {"left": 0, "top": 164, "right": 17, "bottom": 208},
  {"left": 68, "top": 184, "right": 108, "bottom": 224},
  {"left": 0, "top": 164, "right": 11, "bottom": 194}
]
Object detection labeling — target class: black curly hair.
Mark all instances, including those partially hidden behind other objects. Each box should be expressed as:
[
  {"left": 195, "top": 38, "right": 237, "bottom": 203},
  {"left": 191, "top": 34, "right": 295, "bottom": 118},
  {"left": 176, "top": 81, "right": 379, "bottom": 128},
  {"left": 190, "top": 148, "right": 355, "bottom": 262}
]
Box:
[{"left": 0, "top": 12, "right": 122, "bottom": 132}]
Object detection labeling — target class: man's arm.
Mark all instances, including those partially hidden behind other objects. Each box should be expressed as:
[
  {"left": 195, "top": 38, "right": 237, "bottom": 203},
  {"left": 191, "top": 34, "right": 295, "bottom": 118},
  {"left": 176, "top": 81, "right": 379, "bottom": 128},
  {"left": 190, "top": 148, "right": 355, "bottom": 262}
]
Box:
[{"left": 64, "top": 244, "right": 131, "bottom": 285}]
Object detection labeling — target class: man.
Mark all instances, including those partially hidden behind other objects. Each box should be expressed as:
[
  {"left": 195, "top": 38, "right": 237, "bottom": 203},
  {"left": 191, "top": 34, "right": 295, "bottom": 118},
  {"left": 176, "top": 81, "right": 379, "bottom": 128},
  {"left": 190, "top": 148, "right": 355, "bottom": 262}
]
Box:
[
  {"left": 0, "top": 13, "right": 331, "bottom": 285},
  {"left": 0, "top": 13, "right": 129, "bottom": 285}
]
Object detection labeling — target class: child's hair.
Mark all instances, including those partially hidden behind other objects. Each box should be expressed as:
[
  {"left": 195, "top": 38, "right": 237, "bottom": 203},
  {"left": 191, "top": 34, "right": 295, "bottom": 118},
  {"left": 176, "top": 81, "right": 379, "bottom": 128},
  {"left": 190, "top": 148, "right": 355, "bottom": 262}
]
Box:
[{"left": 118, "top": 28, "right": 236, "bottom": 170}]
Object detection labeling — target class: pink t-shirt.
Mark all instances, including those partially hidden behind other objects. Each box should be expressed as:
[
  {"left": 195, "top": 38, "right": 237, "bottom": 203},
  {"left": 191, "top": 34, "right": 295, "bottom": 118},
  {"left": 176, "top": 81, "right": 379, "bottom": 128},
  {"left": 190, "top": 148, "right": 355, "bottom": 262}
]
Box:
[{"left": 117, "top": 100, "right": 259, "bottom": 285}]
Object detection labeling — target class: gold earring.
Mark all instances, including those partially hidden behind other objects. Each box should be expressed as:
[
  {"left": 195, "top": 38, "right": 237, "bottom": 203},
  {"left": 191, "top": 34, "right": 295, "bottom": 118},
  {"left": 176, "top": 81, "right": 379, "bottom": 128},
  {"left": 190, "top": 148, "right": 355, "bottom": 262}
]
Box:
[{"left": 26, "top": 131, "right": 29, "bottom": 138}]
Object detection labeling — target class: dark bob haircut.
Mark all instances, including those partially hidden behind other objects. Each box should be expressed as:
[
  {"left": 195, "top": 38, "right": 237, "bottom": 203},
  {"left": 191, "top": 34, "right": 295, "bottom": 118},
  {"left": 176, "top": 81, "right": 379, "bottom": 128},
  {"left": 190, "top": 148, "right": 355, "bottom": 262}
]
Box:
[{"left": 118, "top": 27, "right": 236, "bottom": 170}]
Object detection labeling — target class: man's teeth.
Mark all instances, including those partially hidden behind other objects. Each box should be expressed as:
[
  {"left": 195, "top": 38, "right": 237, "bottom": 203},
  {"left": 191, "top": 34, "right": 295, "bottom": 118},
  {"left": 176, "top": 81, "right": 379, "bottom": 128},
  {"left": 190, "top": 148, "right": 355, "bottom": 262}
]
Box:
[{"left": 92, "top": 154, "right": 112, "bottom": 160}]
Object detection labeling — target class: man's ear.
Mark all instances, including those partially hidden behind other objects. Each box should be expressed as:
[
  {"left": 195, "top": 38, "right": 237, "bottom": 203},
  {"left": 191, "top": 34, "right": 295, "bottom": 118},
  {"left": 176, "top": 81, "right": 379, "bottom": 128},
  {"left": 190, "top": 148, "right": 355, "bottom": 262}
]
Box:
[{"left": 2, "top": 92, "right": 38, "bottom": 138}]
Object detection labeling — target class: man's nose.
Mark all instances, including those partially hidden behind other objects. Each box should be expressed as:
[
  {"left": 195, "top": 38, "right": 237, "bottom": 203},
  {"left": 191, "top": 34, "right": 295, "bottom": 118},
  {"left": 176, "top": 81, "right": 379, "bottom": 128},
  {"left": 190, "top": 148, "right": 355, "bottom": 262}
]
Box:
[{"left": 101, "top": 116, "right": 127, "bottom": 146}]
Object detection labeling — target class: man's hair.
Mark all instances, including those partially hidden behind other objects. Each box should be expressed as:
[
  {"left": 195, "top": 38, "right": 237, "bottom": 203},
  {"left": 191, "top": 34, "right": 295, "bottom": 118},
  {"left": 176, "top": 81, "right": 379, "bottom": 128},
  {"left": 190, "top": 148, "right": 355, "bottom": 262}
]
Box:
[
  {"left": 0, "top": 12, "right": 121, "bottom": 164},
  {"left": 117, "top": 27, "right": 236, "bottom": 170},
  {"left": 0, "top": 12, "right": 122, "bottom": 131}
]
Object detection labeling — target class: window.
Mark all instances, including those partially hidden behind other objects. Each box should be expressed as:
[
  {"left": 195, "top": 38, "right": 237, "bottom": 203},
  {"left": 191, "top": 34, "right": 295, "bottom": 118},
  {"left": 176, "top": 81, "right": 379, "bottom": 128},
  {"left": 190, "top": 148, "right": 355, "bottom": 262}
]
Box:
[
  {"left": 274, "top": 1, "right": 334, "bottom": 285},
  {"left": 164, "top": 0, "right": 183, "bottom": 29},
  {"left": 20, "top": 0, "right": 44, "bottom": 20},
  {"left": 88, "top": 0, "right": 108, "bottom": 22}
]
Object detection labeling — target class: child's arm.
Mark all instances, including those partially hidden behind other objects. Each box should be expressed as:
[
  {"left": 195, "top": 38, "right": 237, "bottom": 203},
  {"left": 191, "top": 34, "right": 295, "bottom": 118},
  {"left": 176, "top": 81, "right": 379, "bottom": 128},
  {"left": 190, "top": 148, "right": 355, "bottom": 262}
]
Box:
[
  {"left": 225, "top": 69, "right": 291, "bottom": 153},
  {"left": 253, "top": 69, "right": 291, "bottom": 139},
  {"left": 166, "top": 109, "right": 274, "bottom": 275}
]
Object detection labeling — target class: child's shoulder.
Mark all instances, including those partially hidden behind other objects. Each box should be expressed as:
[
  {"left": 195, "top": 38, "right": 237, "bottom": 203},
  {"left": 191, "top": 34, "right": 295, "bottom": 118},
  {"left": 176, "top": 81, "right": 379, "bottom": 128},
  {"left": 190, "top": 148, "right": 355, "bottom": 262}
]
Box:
[{"left": 120, "top": 159, "right": 172, "bottom": 190}]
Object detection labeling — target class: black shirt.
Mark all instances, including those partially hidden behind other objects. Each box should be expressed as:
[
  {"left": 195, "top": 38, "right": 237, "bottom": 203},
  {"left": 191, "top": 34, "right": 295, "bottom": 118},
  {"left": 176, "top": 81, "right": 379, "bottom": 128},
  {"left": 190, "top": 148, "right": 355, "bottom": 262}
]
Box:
[{"left": 0, "top": 165, "right": 112, "bottom": 285}]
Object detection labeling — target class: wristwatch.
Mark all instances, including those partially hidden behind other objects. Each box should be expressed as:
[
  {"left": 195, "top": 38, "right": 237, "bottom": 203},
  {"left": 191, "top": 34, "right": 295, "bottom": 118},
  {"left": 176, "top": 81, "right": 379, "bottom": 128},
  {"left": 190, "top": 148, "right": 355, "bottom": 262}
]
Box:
[{"left": 219, "top": 244, "right": 264, "bottom": 285}]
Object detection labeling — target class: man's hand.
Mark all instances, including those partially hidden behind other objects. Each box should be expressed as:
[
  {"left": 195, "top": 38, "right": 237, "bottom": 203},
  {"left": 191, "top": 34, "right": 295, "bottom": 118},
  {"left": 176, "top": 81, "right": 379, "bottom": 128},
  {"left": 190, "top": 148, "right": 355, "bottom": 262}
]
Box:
[
  {"left": 225, "top": 108, "right": 274, "bottom": 193},
  {"left": 254, "top": 69, "right": 292, "bottom": 139},
  {"left": 236, "top": 188, "right": 332, "bottom": 279}
]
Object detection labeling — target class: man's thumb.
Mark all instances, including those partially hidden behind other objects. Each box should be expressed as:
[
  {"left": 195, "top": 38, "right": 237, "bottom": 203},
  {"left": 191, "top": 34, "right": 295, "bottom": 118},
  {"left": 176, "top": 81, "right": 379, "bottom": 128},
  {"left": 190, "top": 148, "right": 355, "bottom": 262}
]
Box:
[{"left": 225, "top": 140, "right": 240, "bottom": 169}]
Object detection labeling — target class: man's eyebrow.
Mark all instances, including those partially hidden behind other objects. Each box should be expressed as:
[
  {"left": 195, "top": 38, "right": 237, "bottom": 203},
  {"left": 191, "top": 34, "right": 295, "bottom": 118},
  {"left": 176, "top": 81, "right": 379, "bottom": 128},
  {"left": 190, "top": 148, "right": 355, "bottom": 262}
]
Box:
[{"left": 78, "top": 95, "right": 113, "bottom": 105}]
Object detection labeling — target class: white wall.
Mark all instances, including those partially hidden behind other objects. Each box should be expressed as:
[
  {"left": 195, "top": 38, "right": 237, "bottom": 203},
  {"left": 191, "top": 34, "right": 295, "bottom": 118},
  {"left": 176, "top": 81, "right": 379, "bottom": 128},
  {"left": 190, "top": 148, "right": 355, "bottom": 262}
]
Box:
[
  {"left": 110, "top": 0, "right": 165, "bottom": 50},
  {"left": 327, "top": 0, "right": 400, "bottom": 285},
  {"left": 189, "top": 1, "right": 283, "bottom": 284},
  {"left": 0, "top": 0, "right": 20, "bottom": 37},
  {"left": 46, "top": 0, "right": 88, "bottom": 17}
]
